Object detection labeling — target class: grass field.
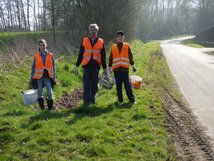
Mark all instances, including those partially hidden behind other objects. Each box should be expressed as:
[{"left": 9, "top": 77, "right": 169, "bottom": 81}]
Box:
[{"left": 0, "top": 39, "right": 177, "bottom": 160}]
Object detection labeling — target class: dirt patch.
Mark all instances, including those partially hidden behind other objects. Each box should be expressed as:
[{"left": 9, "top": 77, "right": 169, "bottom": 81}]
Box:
[
  {"left": 54, "top": 89, "right": 83, "bottom": 110},
  {"left": 161, "top": 89, "right": 214, "bottom": 161}
]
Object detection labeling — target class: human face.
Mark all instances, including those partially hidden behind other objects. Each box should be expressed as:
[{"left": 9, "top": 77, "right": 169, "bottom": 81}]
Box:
[
  {"left": 39, "top": 42, "right": 46, "bottom": 53},
  {"left": 116, "top": 35, "right": 125, "bottom": 43},
  {"left": 89, "top": 27, "right": 98, "bottom": 39}
]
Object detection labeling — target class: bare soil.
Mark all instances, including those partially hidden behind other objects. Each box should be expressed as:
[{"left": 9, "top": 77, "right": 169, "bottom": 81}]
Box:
[
  {"left": 54, "top": 89, "right": 83, "bottom": 110},
  {"left": 161, "top": 89, "right": 214, "bottom": 161}
]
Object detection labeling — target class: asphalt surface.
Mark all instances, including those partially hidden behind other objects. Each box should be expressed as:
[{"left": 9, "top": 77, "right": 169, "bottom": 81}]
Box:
[{"left": 161, "top": 37, "right": 214, "bottom": 148}]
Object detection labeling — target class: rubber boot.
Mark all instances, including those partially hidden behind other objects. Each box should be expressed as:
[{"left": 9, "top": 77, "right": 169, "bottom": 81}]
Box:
[
  {"left": 47, "top": 99, "right": 53, "bottom": 110},
  {"left": 38, "top": 98, "right": 45, "bottom": 109}
]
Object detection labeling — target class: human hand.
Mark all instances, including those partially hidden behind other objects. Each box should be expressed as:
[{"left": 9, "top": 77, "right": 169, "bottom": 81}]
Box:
[
  {"left": 74, "top": 66, "right": 78, "bottom": 75},
  {"left": 132, "top": 65, "right": 138, "bottom": 73}
]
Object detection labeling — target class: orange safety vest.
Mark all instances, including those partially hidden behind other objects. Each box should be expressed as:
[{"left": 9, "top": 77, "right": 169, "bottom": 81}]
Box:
[
  {"left": 33, "top": 52, "right": 54, "bottom": 79},
  {"left": 81, "top": 37, "right": 103, "bottom": 65},
  {"left": 111, "top": 43, "right": 130, "bottom": 70}
]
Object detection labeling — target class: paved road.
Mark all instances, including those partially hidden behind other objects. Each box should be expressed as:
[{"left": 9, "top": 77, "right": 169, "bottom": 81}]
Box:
[{"left": 161, "top": 37, "right": 214, "bottom": 148}]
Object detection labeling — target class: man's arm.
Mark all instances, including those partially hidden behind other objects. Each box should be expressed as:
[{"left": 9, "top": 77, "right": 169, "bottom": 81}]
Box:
[
  {"left": 75, "top": 40, "right": 84, "bottom": 67},
  {"left": 101, "top": 44, "right": 107, "bottom": 69},
  {"left": 128, "top": 46, "right": 138, "bottom": 72},
  {"left": 108, "top": 51, "right": 113, "bottom": 67},
  {"left": 128, "top": 47, "right": 134, "bottom": 65}
]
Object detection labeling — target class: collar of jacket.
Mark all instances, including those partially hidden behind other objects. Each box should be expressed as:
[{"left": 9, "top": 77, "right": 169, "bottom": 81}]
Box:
[
  {"left": 40, "top": 50, "right": 49, "bottom": 55},
  {"left": 88, "top": 36, "right": 99, "bottom": 41}
]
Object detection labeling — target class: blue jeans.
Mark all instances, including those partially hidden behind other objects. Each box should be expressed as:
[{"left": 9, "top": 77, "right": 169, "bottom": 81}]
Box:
[
  {"left": 83, "top": 68, "right": 99, "bottom": 105},
  {"left": 37, "top": 77, "right": 53, "bottom": 100}
]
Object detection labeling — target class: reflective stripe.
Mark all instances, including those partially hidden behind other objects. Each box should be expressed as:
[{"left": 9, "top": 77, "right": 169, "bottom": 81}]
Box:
[
  {"left": 85, "top": 49, "right": 92, "bottom": 53},
  {"left": 113, "top": 57, "right": 121, "bottom": 62},
  {"left": 83, "top": 56, "right": 91, "bottom": 59},
  {"left": 84, "top": 49, "right": 100, "bottom": 53},
  {"left": 93, "top": 50, "right": 100, "bottom": 53},
  {"left": 35, "top": 69, "right": 43, "bottom": 72},
  {"left": 35, "top": 68, "right": 53, "bottom": 71},
  {"left": 113, "top": 57, "right": 129, "bottom": 62},
  {"left": 33, "top": 74, "right": 43, "bottom": 77},
  {"left": 112, "top": 62, "right": 130, "bottom": 67},
  {"left": 93, "top": 56, "right": 101, "bottom": 60},
  {"left": 46, "top": 68, "right": 53, "bottom": 71},
  {"left": 121, "top": 57, "right": 129, "bottom": 61}
]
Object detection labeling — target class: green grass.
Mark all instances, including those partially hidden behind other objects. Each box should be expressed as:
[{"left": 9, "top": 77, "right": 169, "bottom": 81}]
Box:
[
  {"left": 0, "top": 40, "right": 176, "bottom": 160},
  {"left": 182, "top": 38, "right": 214, "bottom": 48}
]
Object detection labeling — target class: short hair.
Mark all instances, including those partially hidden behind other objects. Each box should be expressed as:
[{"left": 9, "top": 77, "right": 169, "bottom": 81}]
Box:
[{"left": 89, "top": 24, "right": 99, "bottom": 31}]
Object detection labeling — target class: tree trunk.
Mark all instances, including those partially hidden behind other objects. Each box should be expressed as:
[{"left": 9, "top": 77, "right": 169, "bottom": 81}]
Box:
[
  {"left": 15, "top": 0, "right": 22, "bottom": 30},
  {"left": 51, "top": 0, "right": 56, "bottom": 46},
  {"left": 20, "top": 0, "right": 27, "bottom": 31},
  {"left": 33, "top": 0, "right": 37, "bottom": 31},
  {"left": 27, "top": 0, "right": 30, "bottom": 30}
]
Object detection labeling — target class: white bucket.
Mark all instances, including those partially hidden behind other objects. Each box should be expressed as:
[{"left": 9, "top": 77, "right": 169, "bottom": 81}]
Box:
[{"left": 22, "top": 89, "right": 38, "bottom": 105}]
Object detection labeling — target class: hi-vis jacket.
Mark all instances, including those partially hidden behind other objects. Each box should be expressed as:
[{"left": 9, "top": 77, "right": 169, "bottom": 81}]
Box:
[
  {"left": 33, "top": 52, "right": 54, "bottom": 79},
  {"left": 111, "top": 43, "right": 130, "bottom": 70},
  {"left": 81, "top": 37, "right": 103, "bottom": 65}
]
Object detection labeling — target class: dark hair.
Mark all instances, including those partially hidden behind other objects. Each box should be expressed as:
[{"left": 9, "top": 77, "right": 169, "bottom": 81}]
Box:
[
  {"left": 38, "top": 39, "right": 47, "bottom": 52},
  {"left": 116, "top": 31, "right": 124, "bottom": 36}
]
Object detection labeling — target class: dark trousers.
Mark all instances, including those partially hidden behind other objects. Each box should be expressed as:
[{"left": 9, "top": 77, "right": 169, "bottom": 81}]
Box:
[
  {"left": 83, "top": 68, "right": 99, "bottom": 105},
  {"left": 114, "top": 71, "right": 135, "bottom": 103}
]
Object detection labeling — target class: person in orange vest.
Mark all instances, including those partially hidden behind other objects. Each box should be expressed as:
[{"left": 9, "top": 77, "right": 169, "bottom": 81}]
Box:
[
  {"left": 109, "top": 31, "right": 137, "bottom": 104},
  {"left": 74, "top": 24, "right": 108, "bottom": 107},
  {"left": 29, "top": 39, "right": 56, "bottom": 110}
]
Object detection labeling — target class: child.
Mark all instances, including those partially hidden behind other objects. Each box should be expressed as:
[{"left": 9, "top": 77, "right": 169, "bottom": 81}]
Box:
[
  {"left": 29, "top": 39, "right": 56, "bottom": 110},
  {"left": 108, "top": 31, "right": 137, "bottom": 104}
]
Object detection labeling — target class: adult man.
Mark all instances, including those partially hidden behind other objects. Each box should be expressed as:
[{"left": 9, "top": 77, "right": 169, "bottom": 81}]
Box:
[
  {"left": 109, "top": 31, "right": 137, "bottom": 104},
  {"left": 74, "top": 24, "right": 108, "bottom": 106}
]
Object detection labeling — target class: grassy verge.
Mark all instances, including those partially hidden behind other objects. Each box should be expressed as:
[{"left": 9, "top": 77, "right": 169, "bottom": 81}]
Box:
[
  {"left": 0, "top": 40, "right": 176, "bottom": 160},
  {"left": 0, "top": 31, "right": 77, "bottom": 55},
  {"left": 182, "top": 38, "right": 214, "bottom": 48}
]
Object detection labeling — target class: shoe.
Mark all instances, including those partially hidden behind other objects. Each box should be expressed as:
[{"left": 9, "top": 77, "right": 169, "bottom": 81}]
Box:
[
  {"left": 131, "top": 101, "right": 137, "bottom": 104},
  {"left": 47, "top": 99, "right": 53, "bottom": 110},
  {"left": 38, "top": 98, "right": 45, "bottom": 109},
  {"left": 118, "top": 99, "right": 123, "bottom": 103},
  {"left": 90, "top": 99, "right": 96, "bottom": 105},
  {"left": 83, "top": 102, "right": 89, "bottom": 107}
]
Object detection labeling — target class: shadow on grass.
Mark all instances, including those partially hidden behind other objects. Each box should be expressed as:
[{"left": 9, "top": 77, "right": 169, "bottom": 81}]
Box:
[
  {"left": 20, "top": 109, "right": 74, "bottom": 129},
  {"left": 21, "top": 104, "right": 115, "bottom": 128},
  {"left": 113, "top": 102, "right": 133, "bottom": 109},
  {"left": 3, "top": 110, "right": 27, "bottom": 117},
  {"left": 65, "top": 104, "right": 114, "bottom": 125}
]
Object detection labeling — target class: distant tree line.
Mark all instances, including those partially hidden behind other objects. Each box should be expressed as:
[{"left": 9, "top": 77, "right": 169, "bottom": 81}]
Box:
[
  {"left": 135, "top": 0, "right": 214, "bottom": 40},
  {"left": 0, "top": 0, "right": 214, "bottom": 41}
]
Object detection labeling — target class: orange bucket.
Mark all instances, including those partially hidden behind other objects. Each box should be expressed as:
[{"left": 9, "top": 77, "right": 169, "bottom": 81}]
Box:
[{"left": 129, "top": 75, "right": 143, "bottom": 89}]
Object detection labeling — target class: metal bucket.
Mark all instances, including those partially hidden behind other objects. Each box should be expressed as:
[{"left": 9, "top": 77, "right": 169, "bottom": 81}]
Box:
[{"left": 22, "top": 89, "right": 38, "bottom": 105}]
